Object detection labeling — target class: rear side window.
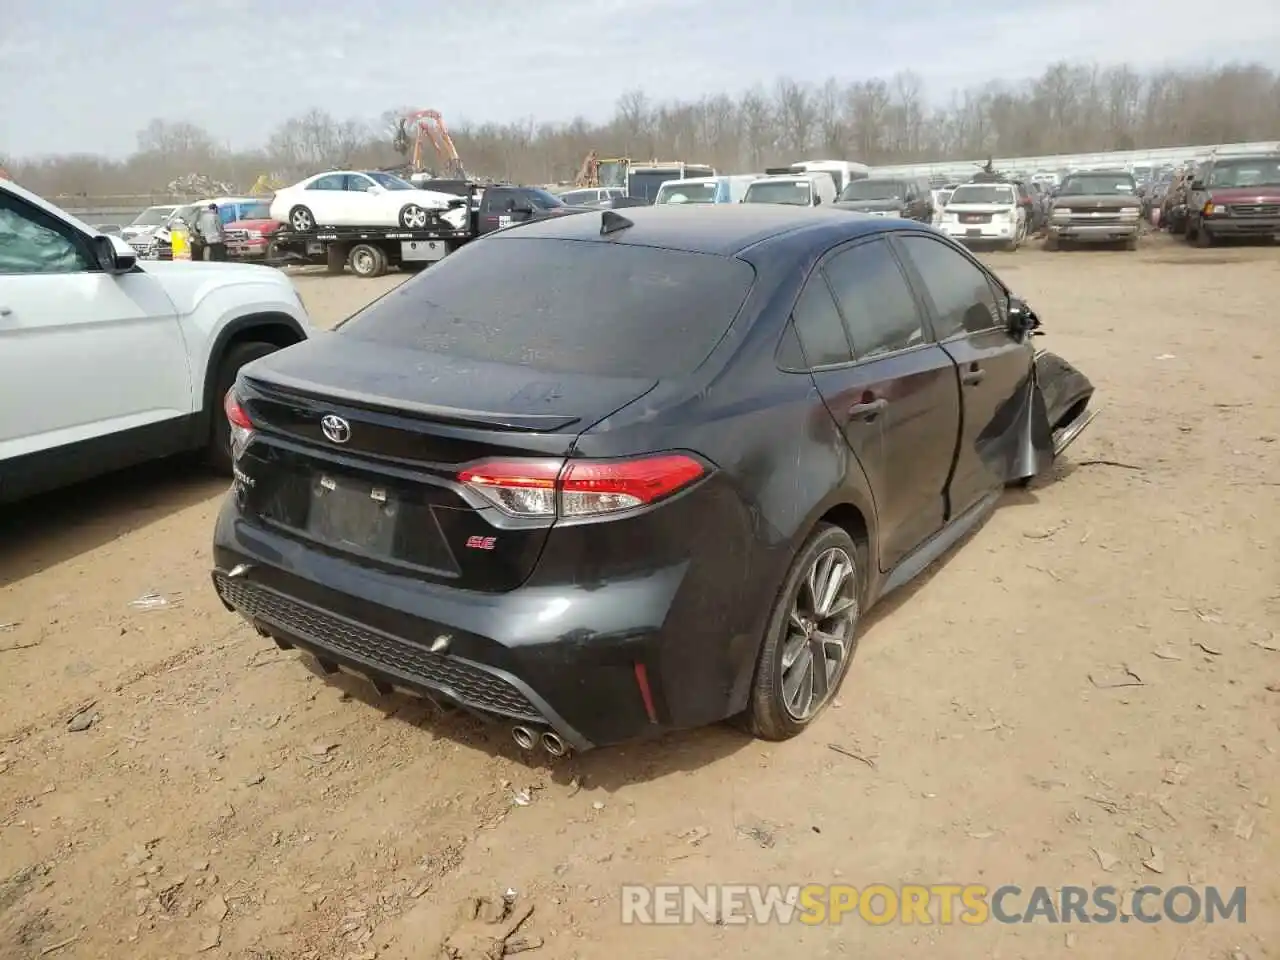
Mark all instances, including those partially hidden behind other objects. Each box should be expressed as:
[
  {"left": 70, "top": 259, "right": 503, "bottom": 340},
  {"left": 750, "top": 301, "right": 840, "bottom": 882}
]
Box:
[
  {"left": 339, "top": 237, "right": 755, "bottom": 379},
  {"left": 822, "top": 239, "right": 925, "bottom": 360},
  {"left": 896, "top": 235, "right": 1003, "bottom": 337},
  {"left": 790, "top": 275, "right": 852, "bottom": 367}
]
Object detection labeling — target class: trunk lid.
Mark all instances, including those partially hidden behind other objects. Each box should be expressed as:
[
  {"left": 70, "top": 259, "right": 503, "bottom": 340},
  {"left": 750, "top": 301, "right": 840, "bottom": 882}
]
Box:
[{"left": 233, "top": 335, "right": 658, "bottom": 592}]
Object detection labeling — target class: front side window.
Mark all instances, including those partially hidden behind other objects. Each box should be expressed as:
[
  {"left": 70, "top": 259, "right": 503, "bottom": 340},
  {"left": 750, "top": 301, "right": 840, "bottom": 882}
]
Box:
[
  {"left": 822, "top": 239, "right": 925, "bottom": 359},
  {"left": 0, "top": 194, "right": 93, "bottom": 275},
  {"left": 896, "top": 235, "right": 1002, "bottom": 338}
]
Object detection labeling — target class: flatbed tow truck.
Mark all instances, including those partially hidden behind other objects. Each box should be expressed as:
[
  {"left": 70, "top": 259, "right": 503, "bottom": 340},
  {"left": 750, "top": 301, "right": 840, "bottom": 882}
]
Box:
[{"left": 263, "top": 186, "right": 478, "bottom": 278}]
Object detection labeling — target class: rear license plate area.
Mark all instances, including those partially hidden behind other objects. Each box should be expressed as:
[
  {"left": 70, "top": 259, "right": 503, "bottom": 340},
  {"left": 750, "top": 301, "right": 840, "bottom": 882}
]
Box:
[
  {"left": 307, "top": 473, "right": 399, "bottom": 555},
  {"left": 966, "top": 228, "right": 982, "bottom": 237}
]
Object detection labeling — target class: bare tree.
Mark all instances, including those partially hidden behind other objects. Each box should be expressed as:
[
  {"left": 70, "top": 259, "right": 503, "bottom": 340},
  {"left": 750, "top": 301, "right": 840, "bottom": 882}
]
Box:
[
  {"left": 774, "top": 77, "right": 816, "bottom": 155},
  {"left": 10, "top": 61, "right": 1280, "bottom": 198}
]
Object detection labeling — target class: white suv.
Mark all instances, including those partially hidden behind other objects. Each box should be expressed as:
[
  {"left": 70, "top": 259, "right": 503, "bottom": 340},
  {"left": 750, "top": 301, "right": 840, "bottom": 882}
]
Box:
[
  {"left": 937, "top": 182, "right": 1028, "bottom": 251},
  {"left": 0, "top": 179, "right": 314, "bottom": 501}
]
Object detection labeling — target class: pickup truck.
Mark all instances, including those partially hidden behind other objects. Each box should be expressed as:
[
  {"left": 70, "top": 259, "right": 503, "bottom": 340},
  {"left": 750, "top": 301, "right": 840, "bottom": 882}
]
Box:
[
  {"left": 0, "top": 179, "right": 313, "bottom": 501},
  {"left": 1183, "top": 153, "right": 1280, "bottom": 247}
]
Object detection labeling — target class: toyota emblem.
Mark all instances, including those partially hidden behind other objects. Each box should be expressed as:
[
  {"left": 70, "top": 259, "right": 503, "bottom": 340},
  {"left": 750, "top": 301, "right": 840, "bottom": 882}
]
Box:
[{"left": 320, "top": 414, "right": 351, "bottom": 444}]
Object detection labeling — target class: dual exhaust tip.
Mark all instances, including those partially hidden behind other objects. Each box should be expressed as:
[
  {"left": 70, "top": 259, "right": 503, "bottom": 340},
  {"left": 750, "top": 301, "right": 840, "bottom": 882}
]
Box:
[{"left": 511, "top": 725, "right": 569, "bottom": 757}]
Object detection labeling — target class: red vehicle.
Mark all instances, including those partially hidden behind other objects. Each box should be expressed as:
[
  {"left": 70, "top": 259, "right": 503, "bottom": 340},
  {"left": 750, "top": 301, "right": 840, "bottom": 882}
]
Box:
[
  {"left": 223, "top": 201, "right": 284, "bottom": 261},
  {"left": 1185, "top": 154, "right": 1280, "bottom": 246}
]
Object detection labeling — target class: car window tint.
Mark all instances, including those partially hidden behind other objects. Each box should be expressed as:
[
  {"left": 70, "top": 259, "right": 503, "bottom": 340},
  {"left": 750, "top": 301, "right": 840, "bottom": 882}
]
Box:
[
  {"left": 0, "top": 195, "right": 92, "bottom": 275},
  {"left": 790, "top": 274, "right": 853, "bottom": 367},
  {"left": 896, "top": 235, "right": 1002, "bottom": 337},
  {"left": 308, "top": 175, "right": 345, "bottom": 191},
  {"left": 822, "top": 239, "right": 925, "bottom": 360},
  {"left": 339, "top": 237, "right": 755, "bottom": 379}
]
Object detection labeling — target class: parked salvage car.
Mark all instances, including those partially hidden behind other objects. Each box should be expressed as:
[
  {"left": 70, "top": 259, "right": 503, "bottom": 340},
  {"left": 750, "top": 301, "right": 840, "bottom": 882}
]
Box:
[
  {"left": 211, "top": 205, "right": 1096, "bottom": 754},
  {"left": 1183, "top": 153, "right": 1280, "bottom": 247},
  {"left": 741, "top": 173, "right": 838, "bottom": 207},
  {"left": 120, "top": 204, "right": 177, "bottom": 243},
  {"left": 832, "top": 177, "right": 933, "bottom": 222},
  {"left": 1045, "top": 171, "right": 1143, "bottom": 250},
  {"left": 269, "top": 170, "right": 469, "bottom": 233},
  {"left": 936, "top": 182, "right": 1028, "bottom": 251}
]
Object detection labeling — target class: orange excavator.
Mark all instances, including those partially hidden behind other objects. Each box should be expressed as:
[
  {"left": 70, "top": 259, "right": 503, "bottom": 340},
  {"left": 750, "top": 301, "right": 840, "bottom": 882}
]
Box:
[{"left": 394, "top": 109, "right": 466, "bottom": 179}]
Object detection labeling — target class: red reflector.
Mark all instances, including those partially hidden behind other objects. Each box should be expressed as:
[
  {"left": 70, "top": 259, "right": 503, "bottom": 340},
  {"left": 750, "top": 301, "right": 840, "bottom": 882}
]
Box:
[
  {"left": 562, "top": 455, "right": 705, "bottom": 505},
  {"left": 223, "top": 389, "right": 252, "bottom": 429},
  {"left": 634, "top": 662, "right": 658, "bottom": 724}
]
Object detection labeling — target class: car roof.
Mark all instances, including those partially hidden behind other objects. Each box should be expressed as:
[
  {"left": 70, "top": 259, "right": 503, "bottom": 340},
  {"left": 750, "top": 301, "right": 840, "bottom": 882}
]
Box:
[{"left": 491, "top": 204, "right": 898, "bottom": 256}]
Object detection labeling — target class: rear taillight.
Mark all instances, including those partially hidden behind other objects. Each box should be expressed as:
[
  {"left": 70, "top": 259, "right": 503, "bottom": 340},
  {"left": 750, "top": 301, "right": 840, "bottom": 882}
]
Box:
[
  {"left": 223, "top": 389, "right": 254, "bottom": 460},
  {"left": 457, "top": 454, "right": 706, "bottom": 519}
]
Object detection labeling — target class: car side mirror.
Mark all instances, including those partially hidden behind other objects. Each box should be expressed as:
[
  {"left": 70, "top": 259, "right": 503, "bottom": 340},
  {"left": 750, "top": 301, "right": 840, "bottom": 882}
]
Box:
[
  {"left": 93, "top": 234, "right": 137, "bottom": 275},
  {"left": 1191, "top": 180, "right": 1205, "bottom": 191},
  {"left": 1007, "top": 296, "right": 1041, "bottom": 336}
]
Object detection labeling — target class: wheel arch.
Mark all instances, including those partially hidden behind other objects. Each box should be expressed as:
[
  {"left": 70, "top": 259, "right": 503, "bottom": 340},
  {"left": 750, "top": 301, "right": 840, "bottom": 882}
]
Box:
[{"left": 194, "top": 311, "right": 306, "bottom": 441}]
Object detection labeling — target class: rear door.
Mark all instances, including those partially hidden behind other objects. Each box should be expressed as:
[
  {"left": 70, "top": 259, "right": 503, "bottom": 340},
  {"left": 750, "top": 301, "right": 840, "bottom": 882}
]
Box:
[
  {"left": 791, "top": 237, "right": 961, "bottom": 570},
  {"left": 302, "top": 174, "right": 348, "bottom": 224},
  {"left": 893, "top": 232, "right": 1033, "bottom": 516}
]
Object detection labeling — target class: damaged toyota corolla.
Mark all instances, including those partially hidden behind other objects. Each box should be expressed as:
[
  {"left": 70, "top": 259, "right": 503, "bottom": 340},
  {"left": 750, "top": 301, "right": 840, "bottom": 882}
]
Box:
[{"left": 210, "top": 205, "right": 1095, "bottom": 755}]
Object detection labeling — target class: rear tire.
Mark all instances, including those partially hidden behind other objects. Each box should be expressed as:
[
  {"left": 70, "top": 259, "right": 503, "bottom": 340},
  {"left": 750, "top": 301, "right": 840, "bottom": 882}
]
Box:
[
  {"left": 744, "top": 524, "right": 863, "bottom": 741},
  {"left": 205, "top": 341, "right": 280, "bottom": 474},
  {"left": 348, "top": 243, "right": 387, "bottom": 278},
  {"left": 1124, "top": 235, "right": 1139, "bottom": 251}
]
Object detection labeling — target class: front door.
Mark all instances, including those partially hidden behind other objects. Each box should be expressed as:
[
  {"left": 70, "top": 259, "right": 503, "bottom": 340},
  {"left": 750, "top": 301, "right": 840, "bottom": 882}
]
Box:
[
  {"left": 0, "top": 191, "right": 190, "bottom": 470},
  {"left": 893, "top": 232, "right": 1033, "bottom": 517},
  {"left": 794, "top": 237, "right": 961, "bottom": 571}
]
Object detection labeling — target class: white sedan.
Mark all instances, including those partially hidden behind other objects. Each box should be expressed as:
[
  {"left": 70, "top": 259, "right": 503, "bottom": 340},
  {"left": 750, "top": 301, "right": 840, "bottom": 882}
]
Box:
[{"left": 268, "top": 170, "right": 468, "bottom": 232}]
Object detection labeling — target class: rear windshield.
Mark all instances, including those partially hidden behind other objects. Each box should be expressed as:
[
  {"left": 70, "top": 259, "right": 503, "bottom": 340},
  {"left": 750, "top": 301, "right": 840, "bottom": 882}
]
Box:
[
  {"left": 949, "top": 185, "right": 1015, "bottom": 205},
  {"left": 339, "top": 237, "right": 756, "bottom": 379}
]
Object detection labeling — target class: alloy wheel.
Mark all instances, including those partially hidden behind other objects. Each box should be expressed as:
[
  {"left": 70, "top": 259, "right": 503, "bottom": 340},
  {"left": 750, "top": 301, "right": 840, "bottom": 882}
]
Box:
[
  {"left": 402, "top": 205, "right": 428, "bottom": 229},
  {"left": 291, "top": 209, "right": 313, "bottom": 231},
  {"left": 780, "top": 546, "right": 859, "bottom": 720}
]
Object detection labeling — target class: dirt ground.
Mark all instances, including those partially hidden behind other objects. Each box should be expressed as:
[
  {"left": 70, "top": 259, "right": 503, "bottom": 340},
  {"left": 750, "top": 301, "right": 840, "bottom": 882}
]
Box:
[{"left": 2, "top": 234, "right": 1277, "bottom": 960}]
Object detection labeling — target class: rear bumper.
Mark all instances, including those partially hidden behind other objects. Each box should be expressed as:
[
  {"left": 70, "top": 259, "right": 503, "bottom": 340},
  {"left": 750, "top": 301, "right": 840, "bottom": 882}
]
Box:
[
  {"left": 1048, "top": 222, "right": 1139, "bottom": 242},
  {"left": 211, "top": 494, "right": 761, "bottom": 750},
  {"left": 1201, "top": 217, "right": 1280, "bottom": 236}
]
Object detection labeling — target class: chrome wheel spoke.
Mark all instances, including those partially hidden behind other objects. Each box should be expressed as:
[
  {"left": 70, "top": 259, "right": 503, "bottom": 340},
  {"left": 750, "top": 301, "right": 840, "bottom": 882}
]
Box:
[
  {"left": 816, "top": 559, "right": 851, "bottom": 616},
  {"left": 781, "top": 631, "right": 808, "bottom": 669},
  {"left": 809, "top": 639, "right": 831, "bottom": 702},
  {"left": 782, "top": 647, "right": 813, "bottom": 713},
  {"left": 824, "top": 595, "right": 858, "bottom": 619}
]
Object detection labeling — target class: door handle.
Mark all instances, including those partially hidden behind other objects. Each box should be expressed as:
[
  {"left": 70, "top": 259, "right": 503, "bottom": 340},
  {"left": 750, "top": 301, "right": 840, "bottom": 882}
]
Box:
[
  {"left": 961, "top": 367, "right": 985, "bottom": 386},
  {"left": 847, "top": 398, "right": 888, "bottom": 420}
]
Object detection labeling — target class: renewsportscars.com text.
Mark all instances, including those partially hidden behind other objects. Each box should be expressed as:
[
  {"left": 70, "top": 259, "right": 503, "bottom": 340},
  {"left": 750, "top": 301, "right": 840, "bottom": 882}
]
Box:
[{"left": 620, "top": 884, "right": 1247, "bottom": 925}]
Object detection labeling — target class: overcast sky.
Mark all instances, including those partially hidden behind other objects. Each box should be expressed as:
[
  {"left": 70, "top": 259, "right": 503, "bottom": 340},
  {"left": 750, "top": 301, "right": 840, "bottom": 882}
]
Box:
[{"left": 3, "top": 0, "right": 1279, "bottom": 158}]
